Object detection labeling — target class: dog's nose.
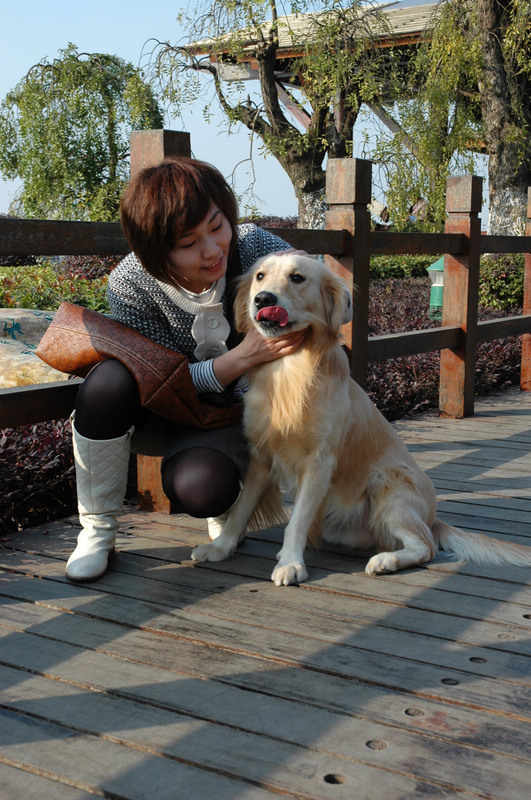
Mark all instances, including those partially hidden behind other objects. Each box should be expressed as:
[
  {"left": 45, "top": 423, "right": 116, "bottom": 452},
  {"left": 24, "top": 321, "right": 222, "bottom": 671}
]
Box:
[{"left": 254, "top": 291, "right": 277, "bottom": 310}]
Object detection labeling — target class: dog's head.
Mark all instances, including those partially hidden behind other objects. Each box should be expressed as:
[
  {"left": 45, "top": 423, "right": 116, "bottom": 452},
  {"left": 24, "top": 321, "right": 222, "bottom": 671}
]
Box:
[{"left": 234, "top": 254, "right": 352, "bottom": 341}]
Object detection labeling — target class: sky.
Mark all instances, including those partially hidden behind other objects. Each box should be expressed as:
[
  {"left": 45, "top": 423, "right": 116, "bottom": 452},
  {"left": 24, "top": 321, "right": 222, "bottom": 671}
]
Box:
[{"left": 0, "top": 0, "right": 447, "bottom": 221}]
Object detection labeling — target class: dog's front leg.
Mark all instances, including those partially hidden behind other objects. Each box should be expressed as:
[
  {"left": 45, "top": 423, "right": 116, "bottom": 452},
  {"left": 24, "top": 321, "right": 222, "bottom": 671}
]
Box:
[
  {"left": 272, "top": 455, "right": 334, "bottom": 586},
  {"left": 191, "top": 454, "right": 271, "bottom": 564}
]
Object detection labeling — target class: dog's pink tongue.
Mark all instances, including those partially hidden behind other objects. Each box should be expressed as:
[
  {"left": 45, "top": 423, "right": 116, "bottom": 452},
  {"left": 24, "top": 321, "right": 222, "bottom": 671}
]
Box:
[{"left": 256, "top": 306, "right": 289, "bottom": 326}]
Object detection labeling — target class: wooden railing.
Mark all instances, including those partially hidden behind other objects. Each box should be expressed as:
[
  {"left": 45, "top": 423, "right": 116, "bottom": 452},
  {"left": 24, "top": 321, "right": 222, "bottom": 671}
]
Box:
[{"left": 1, "top": 130, "right": 530, "bottom": 429}]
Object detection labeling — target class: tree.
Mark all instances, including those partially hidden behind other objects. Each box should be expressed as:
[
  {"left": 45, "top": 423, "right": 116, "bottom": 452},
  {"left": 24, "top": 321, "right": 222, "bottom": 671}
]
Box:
[
  {"left": 373, "top": 0, "right": 482, "bottom": 232},
  {"left": 477, "top": 0, "right": 531, "bottom": 234},
  {"left": 148, "top": 1, "right": 403, "bottom": 227},
  {"left": 0, "top": 44, "right": 163, "bottom": 221},
  {"left": 375, "top": 0, "right": 531, "bottom": 234}
]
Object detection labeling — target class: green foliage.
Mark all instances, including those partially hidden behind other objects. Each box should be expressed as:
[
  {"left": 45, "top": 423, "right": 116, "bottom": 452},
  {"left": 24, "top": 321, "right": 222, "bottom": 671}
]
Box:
[
  {"left": 373, "top": 1, "right": 482, "bottom": 232},
  {"left": 0, "top": 259, "right": 111, "bottom": 312},
  {"left": 369, "top": 254, "right": 437, "bottom": 280},
  {"left": 149, "top": 1, "right": 403, "bottom": 219},
  {"left": 0, "top": 44, "right": 163, "bottom": 221},
  {"left": 478, "top": 254, "right": 524, "bottom": 310}
]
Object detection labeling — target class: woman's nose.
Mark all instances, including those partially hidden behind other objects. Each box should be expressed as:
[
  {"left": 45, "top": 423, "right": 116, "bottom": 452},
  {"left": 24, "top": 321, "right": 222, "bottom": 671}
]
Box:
[{"left": 202, "top": 235, "right": 222, "bottom": 259}]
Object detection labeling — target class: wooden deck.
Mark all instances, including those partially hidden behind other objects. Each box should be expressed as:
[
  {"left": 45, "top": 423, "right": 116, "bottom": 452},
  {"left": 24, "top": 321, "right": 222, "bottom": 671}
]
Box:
[{"left": 1, "top": 388, "right": 531, "bottom": 799}]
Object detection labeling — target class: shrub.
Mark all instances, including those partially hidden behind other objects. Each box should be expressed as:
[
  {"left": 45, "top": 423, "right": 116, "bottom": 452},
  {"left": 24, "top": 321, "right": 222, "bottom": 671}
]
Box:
[
  {"left": 478, "top": 253, "right": 524, "bottom": 311},
  {"left": 369, "top": 254, "right": 437, "bottom": 280},
  {"left": 0, "top": 420, "right": 76, "bottom": 532},
  {"left": 58, "top": 254, "right": 121, "bottom": 281},
  {"left": 366, "top": 278, "right": 521, "bottom": 420},
  {"left": 0, "top": 257, "right": 113, "bottom": 312}
]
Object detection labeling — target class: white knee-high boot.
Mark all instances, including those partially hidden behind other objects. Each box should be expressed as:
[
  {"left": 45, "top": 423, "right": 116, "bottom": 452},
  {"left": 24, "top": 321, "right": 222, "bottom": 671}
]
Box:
[
  {"left": 66, "top": 418, "right": 134, "bottom": 582},
  {"left": 207, "top": 483, "right": 243, "bottom": 540}
]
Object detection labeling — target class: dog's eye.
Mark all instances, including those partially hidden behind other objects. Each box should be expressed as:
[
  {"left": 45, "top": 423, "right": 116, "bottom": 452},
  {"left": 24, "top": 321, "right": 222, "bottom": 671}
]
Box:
[
  {"left": 256, "top": 272, "right": 264, "bottom": 281},
  {"left": 290, "top": 273, "right": 306, "bottom": 284}
]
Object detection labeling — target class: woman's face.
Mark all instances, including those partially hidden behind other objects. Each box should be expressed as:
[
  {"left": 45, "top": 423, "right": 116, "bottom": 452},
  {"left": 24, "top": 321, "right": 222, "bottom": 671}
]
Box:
[{"left": 167, "top": 205, "right": 233, "bottom": 293}]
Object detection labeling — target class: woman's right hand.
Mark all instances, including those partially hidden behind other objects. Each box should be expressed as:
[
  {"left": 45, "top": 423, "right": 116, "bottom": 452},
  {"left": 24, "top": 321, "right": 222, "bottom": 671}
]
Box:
[
  {"left": 238, "top": 327, "right": 307, "bottom": 366},
  {"left": 212, "top": 326, "right": 307, "bottom": 387}
]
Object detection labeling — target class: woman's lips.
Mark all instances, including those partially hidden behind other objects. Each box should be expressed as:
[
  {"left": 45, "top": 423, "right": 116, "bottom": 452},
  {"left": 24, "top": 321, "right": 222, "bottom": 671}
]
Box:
[{"left": 204, "top": 258, "right": 223, "bottom": 274}]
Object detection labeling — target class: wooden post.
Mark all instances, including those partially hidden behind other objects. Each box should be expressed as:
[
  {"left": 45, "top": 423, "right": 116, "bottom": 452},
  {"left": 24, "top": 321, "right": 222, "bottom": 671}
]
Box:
[
  {"left": 324, "top": 158, "right": 372, "bottom": 388},
  {"left": 130, "top": 130, "right": 191, "bottom": 173},
  {"left": 521, "top": 188, "right": 531, "bottom": 391},
  {"left": 129, "top": 130, "right": 192, "bottom": 513},
  {"left": 439, "top": 175, "right": 483, "bottom": 418}
]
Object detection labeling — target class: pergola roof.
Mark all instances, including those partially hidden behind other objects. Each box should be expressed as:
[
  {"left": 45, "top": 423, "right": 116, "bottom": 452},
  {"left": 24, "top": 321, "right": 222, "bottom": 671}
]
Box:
[{"left": 190, "top": 2, "right": 439, "bottom": 64}]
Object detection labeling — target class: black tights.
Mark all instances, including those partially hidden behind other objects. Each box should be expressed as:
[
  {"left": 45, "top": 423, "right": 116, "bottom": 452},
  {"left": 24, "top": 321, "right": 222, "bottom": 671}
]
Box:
[{"left": 75, "top": 360, "right": 241, "bottom": 517}]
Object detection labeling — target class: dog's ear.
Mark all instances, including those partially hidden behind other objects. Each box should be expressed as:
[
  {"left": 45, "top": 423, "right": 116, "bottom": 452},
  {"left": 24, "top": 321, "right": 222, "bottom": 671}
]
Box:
[
  {"left": 321, "top": 271, "right": 353, "bottom": 333},
  {"left": 233, "top": 269, "right": 256, "bottom": 333}
]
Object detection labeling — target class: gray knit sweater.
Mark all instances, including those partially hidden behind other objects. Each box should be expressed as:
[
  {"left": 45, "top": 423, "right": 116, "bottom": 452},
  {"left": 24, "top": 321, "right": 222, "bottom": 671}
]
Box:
[{"left": 107, "top": 224, "right": 289, "bottom": 393}]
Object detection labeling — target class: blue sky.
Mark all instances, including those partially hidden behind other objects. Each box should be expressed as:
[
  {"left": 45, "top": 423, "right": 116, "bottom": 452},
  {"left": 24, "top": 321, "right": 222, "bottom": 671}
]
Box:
[
  {"left": 0, "top": 0, "right": 299, "bottom": 217},
  {"left": 0, "top": 1, "right": 440, "bottom": 219}
]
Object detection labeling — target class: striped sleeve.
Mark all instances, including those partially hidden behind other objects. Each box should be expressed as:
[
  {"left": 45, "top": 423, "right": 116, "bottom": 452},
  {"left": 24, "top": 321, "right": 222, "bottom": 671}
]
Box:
[{"left": 189, "top": 359, "right": 225, "bottom": 394}]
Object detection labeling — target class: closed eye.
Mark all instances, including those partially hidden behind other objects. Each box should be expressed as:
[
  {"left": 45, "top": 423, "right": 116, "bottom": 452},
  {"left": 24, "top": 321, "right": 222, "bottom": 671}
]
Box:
[{"left": 290, "top": 272, "right": 305, "bottom": 284}]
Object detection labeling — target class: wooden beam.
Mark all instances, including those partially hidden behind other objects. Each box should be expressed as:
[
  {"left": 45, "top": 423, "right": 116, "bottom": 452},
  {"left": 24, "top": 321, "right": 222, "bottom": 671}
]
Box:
[
  {"left": 130, "top": 131, "right": 192, "bottom": 513},
  {"left": 439, "top": 175, "right": 483, "bottom": 418},
  {"left": 371, "top": 231, "right": 466, "bottom": 256},
  {"left": 0, "top": 380, "right": 82, "bottom": 427},
  {"left": 368, "top": 326, "right": 462, "bottom": 362},
  {"left": 0, "top": 218, "right": 128, "bottom": 257},
  {"left": 325, "top": 158, "right": 372, "bottom": 388}
]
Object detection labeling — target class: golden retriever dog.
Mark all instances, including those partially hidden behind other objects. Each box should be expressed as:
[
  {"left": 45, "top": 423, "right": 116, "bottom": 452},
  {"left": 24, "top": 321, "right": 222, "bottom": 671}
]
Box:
[{"left": 192, "top": 254, "right": 531, "bottom": 585}]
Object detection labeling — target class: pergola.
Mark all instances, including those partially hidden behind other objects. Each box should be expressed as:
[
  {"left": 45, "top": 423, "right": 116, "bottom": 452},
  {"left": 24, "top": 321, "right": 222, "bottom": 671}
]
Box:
[{"left": 188, "top": 2, "right": 438, "bottom": 140}]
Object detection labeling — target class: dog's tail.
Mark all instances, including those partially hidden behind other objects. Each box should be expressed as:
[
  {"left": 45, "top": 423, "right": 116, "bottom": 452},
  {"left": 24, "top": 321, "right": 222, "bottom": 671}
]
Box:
[{"left": 432, "top": 518, "right": 531, "bottom": 567}]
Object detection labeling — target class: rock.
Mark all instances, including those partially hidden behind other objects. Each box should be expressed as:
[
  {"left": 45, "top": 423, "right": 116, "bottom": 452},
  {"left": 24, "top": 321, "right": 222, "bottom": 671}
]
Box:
[{"left": 0, "top": 309, "right": 69, "bottom": 388}]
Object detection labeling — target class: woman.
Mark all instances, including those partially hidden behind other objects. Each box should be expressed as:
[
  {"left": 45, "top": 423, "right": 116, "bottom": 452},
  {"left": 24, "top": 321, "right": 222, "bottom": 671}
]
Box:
[{"left": 66, "top": 156, "right": 305, "bottom": 582}]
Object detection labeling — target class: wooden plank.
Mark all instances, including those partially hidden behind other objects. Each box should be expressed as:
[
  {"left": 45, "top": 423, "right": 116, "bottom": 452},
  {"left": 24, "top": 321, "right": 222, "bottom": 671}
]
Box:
[
  {"left": 1, "top": 389, "right": 531, "bottom": 799},
  {"left": 3, "top": 541, "right": 531, "bottom": 679},
  {"left": 0, "top": 379, "right": 81, "bottom": 427},
  {"left": 0, "top": 217, "right": 128, "bottom": 256},
  {"left": 0, "top": 762, "right": 95, "bottom": 800},
  {"left": 477, "top": 314, "right": 531, "bottom": 341},
  {"left": 368, "top": 325, "right": 462, "bottom": 361},
  {"left": 1, "top": 663, "right": 529, "bottom": 800},
  {"left": 0, "top": 706, "right": 280, "bottom": 800},
  {"left": 371, "top": 231, "right": 466, "bottom": 256},
  {"left": 1, "top": 665, "right": 415, "bottom": 800},
  {"left": 264, "top": 227, "right": 347, "bottom": 255},
  {"left": 3, "top": 547, "right": 531, "bottom": 675},
  {"left": 1, "top": 585, "right": 531, "bottom": 800},
  {"left": 480, "top": 234, "right": 531, "bottom": 254}
]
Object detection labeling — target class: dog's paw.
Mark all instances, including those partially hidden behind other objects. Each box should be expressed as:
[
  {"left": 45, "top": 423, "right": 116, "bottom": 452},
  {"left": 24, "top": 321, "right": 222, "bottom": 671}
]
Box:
[
  {"left": 191, "top": 542, "right": 231, "bottom": 563},
  {"left": 271, "top": 561, "right": 309, "bottom": 586},
  {"left": 365, "top": 552, "right": 399, "bottom": 576}
]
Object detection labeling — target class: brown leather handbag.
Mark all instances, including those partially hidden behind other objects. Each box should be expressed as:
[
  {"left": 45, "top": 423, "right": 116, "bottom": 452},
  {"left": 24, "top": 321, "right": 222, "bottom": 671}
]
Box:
[{"left": 36, "top": 302, "right": 242, "bottom": 429}]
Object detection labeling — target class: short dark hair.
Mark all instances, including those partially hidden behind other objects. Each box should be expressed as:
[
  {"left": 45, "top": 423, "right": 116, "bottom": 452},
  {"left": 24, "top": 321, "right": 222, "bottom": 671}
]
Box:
[{"left": 120, "top": 157, "right": 239, "bottom": 282}]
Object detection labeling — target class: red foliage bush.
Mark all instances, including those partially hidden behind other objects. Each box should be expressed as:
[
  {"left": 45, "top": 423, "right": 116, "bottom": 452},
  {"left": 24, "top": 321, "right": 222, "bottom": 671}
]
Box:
[{"left": 367, "top": 278, "right": 521, "bottom": 419}]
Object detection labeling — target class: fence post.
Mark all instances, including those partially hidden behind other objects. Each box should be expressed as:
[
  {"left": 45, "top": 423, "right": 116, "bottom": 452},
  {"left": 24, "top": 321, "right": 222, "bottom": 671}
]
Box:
[
  {"left": 439, "top": 175, "right": 483, "bottom": 418},
  {"left": 130, "top": 130, "right": 192, "bottom": 513},
  {"left": 130, "top": 129, "right": 191, "bottom": 175},
  {"left": 324, "top": 158, "right": 372, "bottom": 388},
  {"left": 521, "top": 188, "right": 531, "bottom": 391}
]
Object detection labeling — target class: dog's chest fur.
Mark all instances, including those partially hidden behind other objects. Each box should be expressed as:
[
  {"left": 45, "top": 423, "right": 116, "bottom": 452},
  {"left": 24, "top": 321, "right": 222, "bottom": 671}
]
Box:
[{"left": 243, "top": 348, "right": 346, "bottom": 465}]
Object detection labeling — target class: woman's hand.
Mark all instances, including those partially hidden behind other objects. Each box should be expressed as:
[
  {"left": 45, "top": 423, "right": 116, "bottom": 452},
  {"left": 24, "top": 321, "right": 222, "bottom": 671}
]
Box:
[
  {"left": 239, "top": 327, "right": 307, "bottom": 365},
  {"left": 212, "top": 326, "right": 307, "bottom": 387}
]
